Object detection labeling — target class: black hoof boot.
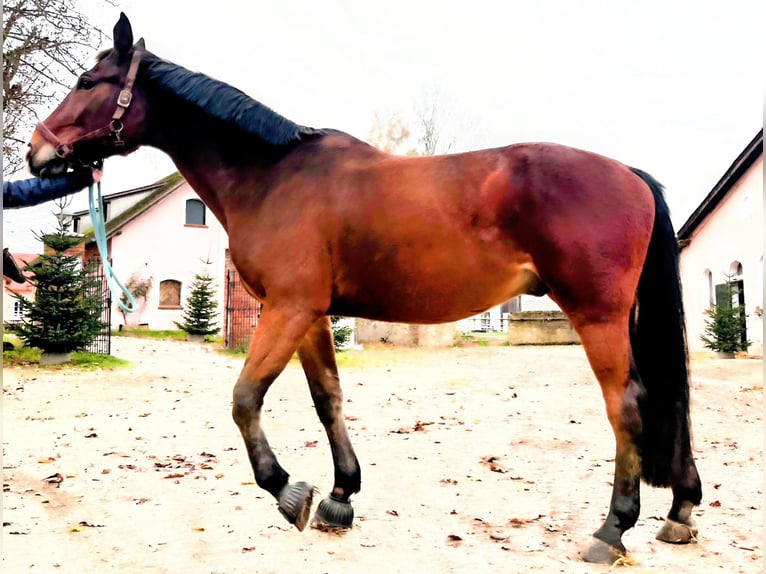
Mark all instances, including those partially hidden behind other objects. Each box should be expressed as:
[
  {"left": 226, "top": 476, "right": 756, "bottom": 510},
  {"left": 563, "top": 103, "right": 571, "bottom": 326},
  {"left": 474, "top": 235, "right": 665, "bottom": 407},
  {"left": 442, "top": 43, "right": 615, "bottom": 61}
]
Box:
[
  {"left": 277, "top": 481, "right": 315, "bottom": 531},
  {"left": 311, "top": 494, "right": 354, "bottom": 530}
]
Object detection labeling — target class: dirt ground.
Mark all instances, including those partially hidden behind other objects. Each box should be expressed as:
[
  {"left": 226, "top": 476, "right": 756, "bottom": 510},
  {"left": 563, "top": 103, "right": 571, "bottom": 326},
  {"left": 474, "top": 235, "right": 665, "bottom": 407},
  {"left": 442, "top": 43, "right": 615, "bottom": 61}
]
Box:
[{"left": 2, "top": 338, "right": 763, "bottom": 573}]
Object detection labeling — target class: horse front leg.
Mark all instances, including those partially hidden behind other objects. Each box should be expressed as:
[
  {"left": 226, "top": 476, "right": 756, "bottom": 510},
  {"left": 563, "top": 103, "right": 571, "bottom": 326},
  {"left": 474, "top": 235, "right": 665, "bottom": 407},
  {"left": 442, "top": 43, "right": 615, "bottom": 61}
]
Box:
[
  {"left": 297, "top": 316, "right": 361, "bottom": 530},
  {"left": 231, "top": 305, "right": 320, "bottom": 531}
]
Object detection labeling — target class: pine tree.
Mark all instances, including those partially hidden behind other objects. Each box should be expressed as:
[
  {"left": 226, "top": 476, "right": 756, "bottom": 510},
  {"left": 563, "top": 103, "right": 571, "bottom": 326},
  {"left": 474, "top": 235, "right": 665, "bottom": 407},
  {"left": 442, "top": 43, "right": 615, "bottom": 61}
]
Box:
[
  {"left": 330, "top": 316, "right": 353, "bottom": 351},
  {"left": 701, "top": 274, "right": 750, "bottom": 354},
  {"left": 14, "top": 217, "right": 104, "bottom": 357},
  {"left": 174, "top": 271, "right": 220, "bottom": 337}
]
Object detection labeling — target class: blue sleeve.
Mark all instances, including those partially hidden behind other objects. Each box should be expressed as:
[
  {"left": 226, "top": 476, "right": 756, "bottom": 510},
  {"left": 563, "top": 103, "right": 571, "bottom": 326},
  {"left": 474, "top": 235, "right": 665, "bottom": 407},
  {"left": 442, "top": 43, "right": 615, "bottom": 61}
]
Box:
[{"left": 3, "top": 169, "right": 94, "bottom": 209}]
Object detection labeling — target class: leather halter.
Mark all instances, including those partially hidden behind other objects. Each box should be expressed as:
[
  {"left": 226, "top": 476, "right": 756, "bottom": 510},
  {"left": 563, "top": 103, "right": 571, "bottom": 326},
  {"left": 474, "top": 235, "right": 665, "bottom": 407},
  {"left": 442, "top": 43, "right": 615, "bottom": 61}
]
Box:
[{"left": 36, "top": 49, "right": 143, "bottom": 160}]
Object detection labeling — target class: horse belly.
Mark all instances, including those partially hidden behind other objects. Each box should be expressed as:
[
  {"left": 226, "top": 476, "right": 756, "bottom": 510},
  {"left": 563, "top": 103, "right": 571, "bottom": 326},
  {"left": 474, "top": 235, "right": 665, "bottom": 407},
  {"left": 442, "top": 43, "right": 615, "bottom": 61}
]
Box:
[{"left": 330, "top": 245, "right": 536, "bottom": 324}]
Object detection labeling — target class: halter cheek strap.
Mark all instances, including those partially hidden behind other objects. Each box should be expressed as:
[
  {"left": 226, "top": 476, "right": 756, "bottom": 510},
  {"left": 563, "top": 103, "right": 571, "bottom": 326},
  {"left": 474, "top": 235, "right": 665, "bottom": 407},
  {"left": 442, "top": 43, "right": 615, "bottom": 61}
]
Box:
[{"left": 36, "top": 49, "right": 143, "bottom": 160}]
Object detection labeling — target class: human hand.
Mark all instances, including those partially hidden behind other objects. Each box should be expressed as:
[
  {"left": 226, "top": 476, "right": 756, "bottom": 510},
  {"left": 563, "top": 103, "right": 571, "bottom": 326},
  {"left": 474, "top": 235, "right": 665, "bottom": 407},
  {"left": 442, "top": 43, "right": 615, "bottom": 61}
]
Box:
[{"left": 93, "top": 169, "right": 103, "bottom": 184}]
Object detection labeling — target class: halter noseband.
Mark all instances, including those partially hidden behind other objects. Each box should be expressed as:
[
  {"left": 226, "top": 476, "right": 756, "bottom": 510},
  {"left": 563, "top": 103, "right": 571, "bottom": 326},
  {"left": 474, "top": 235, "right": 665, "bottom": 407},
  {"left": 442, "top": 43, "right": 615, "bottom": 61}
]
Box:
[{"left": 36, "top": 49, "right": 143, "bottom": 161}]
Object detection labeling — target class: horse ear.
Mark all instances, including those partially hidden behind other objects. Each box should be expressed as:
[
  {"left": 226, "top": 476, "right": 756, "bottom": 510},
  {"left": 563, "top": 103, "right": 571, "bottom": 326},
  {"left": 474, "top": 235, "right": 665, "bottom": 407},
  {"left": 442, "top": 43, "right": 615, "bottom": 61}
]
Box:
[
  {"left": 135, "top": 38, "right": 146, "bottom": 50},
  {"left": 114, "top": 12, "right": 134, "bottom": 56}
]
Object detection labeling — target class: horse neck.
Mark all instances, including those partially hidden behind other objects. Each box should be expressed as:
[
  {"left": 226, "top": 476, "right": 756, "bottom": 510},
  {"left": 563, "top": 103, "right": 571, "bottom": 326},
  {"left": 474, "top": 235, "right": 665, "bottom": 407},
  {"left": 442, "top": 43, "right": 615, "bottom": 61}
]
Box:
[{"left": 143, "top": 91, "right": 286, "bottom": 227}]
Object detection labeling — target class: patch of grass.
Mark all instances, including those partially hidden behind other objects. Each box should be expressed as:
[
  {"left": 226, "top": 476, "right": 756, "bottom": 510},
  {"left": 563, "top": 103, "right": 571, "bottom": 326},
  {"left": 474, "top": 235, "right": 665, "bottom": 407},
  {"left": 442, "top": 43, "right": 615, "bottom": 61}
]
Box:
[
  {"left": 3, "top": 346, "right": 41, "bottom": 365},
  {"left": 216, "top": 345, "right": 414, "bottom": 370},
  {"left": 3, "top": 348, "right": 131, "bottom": 370},
  {"left": 68, "top": 352, "right": 132, "bottom": 370},
  {"left": 218, "top": 346, "right": 248, "bottom": 358},
  {"left": 3, "top": 332, "right": 24, "bottom": 350},
  {"left": 113, "top": 327, "right": 188, "bottom": 341},
  {"left": 334, "top": 347, "right": 417, "bottom": 370},
  {"left": 455, "top": 332, "right": 509, "bottom": 347}
]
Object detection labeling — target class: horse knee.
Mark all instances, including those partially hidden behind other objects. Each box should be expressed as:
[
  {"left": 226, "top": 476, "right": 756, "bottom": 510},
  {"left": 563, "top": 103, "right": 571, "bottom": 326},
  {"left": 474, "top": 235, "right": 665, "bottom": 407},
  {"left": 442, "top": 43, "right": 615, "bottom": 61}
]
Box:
[{"left": 231, "top": 381, "right": 263, "bottom": 428}]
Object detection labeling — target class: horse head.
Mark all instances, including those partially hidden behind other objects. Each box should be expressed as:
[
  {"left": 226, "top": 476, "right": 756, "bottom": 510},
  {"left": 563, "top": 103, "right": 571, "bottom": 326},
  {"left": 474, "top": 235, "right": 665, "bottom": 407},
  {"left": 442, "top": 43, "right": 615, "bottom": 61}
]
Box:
[{"left": 27, "top": 13, "right": 148, "bottom": 177}]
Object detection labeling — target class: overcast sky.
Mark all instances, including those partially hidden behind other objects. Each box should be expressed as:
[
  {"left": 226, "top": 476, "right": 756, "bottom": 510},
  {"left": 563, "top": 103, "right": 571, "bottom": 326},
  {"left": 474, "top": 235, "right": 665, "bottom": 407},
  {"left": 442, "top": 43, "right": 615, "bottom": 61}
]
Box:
[{"left": 4, "top": 0, "right": 763, "bottom": 252}]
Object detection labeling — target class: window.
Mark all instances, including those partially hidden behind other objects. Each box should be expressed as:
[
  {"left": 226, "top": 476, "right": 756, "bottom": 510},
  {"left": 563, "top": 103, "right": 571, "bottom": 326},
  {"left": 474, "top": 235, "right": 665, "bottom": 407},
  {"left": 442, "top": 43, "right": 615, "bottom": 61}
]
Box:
[
  {"left": 12, "top": 300, "right": 25, "bottom": 320},
  {"left": 730, "top": 260, "right": 743, "bottom": 279},
  {"left": 703, "top": 269, "right": 713, "bottom": 308},
  {"left": 159, "top": 279, "right": 182, "bottom": 308},
  {"left": 185, "top": 199, "right": 206, "bottom": 226}
]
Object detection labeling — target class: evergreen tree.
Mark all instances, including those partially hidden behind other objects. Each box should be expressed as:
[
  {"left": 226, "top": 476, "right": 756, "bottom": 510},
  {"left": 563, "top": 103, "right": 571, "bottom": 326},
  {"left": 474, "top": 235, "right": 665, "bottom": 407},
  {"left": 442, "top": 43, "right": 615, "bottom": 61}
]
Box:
[
  {"left": 14, "top": 217, "right": 104, "bottom": 355},
  {"left": 174, "top": 271, "right": 220, "bottom": 337},
  {"left": 330, "top": 316, "right": 353, "bottom": 351},
  {"left": 701, "top": 274, "right": 750, "bottom": 354}
]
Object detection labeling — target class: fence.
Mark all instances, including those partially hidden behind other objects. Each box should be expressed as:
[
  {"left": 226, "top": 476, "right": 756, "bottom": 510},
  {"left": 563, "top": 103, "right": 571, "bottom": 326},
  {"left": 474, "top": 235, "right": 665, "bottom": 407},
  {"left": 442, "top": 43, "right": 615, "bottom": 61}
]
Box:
[
  {"left": 84, "top": 257, "right": 112, "bottom": 354},
  {"left": 224, "top": 256, "right": 261, "bottom": 349}
]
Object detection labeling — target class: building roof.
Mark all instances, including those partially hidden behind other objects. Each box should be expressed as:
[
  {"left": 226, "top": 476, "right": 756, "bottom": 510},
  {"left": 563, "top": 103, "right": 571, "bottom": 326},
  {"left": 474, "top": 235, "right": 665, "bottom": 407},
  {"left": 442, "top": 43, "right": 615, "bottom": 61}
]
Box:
[
  {"left": 77, "top": 172, "right": 185, "bottom": 243},
  {"left": 677, "top": 129, "right": 763, "bottom": 242},
  {"left": 3, "top": 252, "right": 40, "bottom": 292}
]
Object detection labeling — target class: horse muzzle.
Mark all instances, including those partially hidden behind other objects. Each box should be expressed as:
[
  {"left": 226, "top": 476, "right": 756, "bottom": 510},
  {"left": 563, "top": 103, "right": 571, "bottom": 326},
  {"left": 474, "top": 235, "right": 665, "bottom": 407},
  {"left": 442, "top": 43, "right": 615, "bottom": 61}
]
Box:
[{"left": 26, "top": 131, "right": 69, "bottom": 177}]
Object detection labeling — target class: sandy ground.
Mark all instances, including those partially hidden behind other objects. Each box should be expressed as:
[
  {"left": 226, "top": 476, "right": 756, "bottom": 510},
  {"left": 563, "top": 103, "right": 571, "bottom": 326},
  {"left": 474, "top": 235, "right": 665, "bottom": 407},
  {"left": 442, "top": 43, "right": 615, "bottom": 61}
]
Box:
[{"left": 2, "top": 337, "right": 763, "bottom": 573}]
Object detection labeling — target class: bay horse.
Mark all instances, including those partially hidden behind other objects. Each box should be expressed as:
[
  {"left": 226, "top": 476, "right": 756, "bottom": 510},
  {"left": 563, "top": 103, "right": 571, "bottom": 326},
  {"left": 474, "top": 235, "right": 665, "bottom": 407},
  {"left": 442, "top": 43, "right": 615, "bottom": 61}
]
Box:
[{"left": 27, "top": 13, "right": 701, "bottom": 562}]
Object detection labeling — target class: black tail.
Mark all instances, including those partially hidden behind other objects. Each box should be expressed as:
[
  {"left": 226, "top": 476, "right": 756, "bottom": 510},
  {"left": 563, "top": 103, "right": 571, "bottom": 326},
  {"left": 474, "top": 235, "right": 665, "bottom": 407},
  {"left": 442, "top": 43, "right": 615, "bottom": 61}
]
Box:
[{"left": 629, "top": 168, "right": 694, "bottom": 489}]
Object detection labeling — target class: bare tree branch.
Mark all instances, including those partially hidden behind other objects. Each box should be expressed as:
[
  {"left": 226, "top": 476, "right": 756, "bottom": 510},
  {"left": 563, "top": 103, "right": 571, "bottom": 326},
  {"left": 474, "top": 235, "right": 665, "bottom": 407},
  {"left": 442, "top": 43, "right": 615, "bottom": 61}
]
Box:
[{"left": 3, "top": 0, "right": 114, "bottom": 176}]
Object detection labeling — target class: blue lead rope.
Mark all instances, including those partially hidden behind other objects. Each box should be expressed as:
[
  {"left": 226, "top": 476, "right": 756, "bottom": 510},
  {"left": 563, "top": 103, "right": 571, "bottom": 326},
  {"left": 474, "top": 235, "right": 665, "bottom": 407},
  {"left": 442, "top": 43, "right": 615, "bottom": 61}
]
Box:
[{"left": 89, "top": 181, "right": 137, "bottom": 313}]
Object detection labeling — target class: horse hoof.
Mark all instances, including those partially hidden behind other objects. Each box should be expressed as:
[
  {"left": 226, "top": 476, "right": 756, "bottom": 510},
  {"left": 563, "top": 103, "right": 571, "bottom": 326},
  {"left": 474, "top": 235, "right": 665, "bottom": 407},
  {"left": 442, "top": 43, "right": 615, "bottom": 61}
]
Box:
[
  {"left": 277, "top": 481, "right": 315, "bottom": 531},
  {"left": 311, "top": 495, "right": 354, "bottom": 530},
  {"left": 582, "top": 537, "right": 626, "bottom": 564},
  {"left": 656, "top": 517, "right": 698, "bottom": 544}
]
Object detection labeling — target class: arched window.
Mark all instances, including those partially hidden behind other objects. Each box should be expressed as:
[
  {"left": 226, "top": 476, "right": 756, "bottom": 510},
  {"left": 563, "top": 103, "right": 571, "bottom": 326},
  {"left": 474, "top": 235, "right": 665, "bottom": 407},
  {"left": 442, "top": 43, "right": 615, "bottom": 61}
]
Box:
[
  {"left": 703, "top": 269, "right": 713, "bottom": 308},
  {"left": 159, "top": 279, "right": 182, "bottom": 308},
  {"left": 730, "top": 260, "right": 743, "bottom": 279},
  {"left": 185, "top": 199, "right": 206, "bottom": 226}
]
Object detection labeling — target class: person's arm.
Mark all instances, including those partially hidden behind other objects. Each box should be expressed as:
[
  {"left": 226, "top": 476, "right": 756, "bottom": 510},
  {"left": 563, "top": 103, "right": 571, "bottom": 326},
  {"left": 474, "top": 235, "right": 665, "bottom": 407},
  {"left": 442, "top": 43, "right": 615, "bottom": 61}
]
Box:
[{"left": 3, "top": 168, "right": 96, "bottom": 209}]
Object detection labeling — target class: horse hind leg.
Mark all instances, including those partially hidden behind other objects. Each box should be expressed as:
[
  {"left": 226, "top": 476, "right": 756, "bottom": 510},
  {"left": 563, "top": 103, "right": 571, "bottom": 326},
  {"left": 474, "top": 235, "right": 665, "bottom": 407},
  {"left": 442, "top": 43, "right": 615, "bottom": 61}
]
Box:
[
  {"left": 571, "top": 316, "right": 645, "bottom": 563},
  {"left": 231, "top": 305, "right": 320, "bottom": 531},
  {"left": 297, "top": 316, "right": 361, "bottom": 530}
]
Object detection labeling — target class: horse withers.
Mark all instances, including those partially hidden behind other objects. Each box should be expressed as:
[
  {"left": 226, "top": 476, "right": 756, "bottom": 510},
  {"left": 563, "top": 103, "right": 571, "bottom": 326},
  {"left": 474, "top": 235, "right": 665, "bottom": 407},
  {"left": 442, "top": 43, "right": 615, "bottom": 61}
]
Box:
[{"left": 26, "top": 13, "right": 702, "bottom": 563}]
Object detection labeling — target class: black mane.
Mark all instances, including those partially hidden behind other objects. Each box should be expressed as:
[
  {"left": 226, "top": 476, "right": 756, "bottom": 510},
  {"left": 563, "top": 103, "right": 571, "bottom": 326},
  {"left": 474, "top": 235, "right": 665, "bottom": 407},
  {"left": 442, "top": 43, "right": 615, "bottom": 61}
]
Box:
[{"left": 140, "top": 53, "right": 310, "bottom": 146}]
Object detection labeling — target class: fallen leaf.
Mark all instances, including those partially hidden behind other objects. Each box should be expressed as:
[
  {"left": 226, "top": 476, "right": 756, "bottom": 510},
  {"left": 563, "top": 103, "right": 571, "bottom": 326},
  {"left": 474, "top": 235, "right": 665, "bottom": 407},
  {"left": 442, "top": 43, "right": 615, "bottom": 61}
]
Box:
[
  {"left": 42, "top": 473, "right": 64, "bottom": 484},
  {"left": 242, "top": 546, "right": 256, "bottom": 553},
  {"left": 78, "top": 521, "right": 105, "bottom": 528},
  {"left": 304, "top": 440, "right": 318, "bottom": 448},
  {"left": 480, "top": 455, "right": 507, "bottom": 474},
  {"left": 164, "top": 473, "right": 185, "bottom": 479},
  {"left": 193, "top": 526, "right": 205, "bottom": 532}
]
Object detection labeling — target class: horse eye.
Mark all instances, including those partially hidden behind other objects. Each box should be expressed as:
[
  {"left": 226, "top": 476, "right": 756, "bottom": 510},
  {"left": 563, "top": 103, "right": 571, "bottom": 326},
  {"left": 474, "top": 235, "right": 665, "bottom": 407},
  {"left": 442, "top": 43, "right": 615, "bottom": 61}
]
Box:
[{"left": 77, "top": 76, "right": 95, "bottom": 90}]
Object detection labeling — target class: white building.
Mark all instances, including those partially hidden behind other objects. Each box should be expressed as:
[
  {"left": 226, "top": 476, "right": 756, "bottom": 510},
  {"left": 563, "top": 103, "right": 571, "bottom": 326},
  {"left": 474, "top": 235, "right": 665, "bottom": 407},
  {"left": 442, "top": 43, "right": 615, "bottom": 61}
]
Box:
[{"left": 677, "top": 130, "right": 763, "bottom": 356}]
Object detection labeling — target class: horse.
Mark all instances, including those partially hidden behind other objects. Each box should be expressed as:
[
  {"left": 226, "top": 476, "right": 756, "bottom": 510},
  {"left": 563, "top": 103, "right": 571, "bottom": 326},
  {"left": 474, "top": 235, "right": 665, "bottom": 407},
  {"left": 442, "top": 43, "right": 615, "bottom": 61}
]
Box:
[{"left": 27, "top": 13, "right": 702, "bottom": 563}]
